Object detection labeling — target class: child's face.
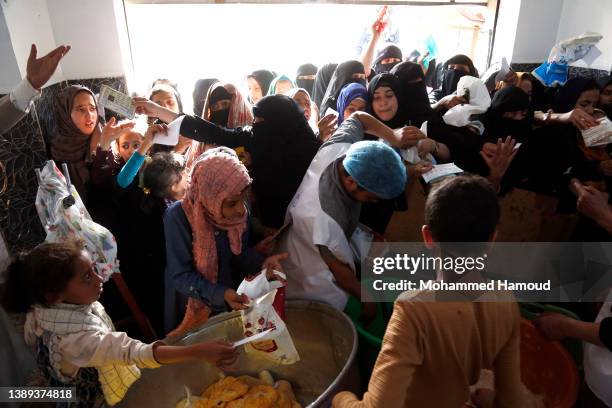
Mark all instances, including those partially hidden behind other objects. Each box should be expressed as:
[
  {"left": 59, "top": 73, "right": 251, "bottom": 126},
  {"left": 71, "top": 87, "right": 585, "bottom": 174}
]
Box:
[
  {"left": 118, "top": 132, "right": 142, "bottom": 162},
  {"left": 56, "top": 250, "right": 104, "bottom": 305},
  {"left": 170, "top": 170, "right": 190, "bottom": 201},
  {"left": 221, "top": 190, "right": 248, "bottom": 220}
]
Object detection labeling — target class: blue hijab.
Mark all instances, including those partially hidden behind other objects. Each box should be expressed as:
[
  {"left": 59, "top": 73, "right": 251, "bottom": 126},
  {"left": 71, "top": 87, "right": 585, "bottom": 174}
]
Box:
[{"left": 337, "top": 83, "right": 368, "bottom": 125}]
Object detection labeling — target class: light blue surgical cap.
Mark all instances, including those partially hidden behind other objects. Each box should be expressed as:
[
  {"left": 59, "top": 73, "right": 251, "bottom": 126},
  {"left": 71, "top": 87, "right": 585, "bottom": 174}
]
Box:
[{"left": 342, "top": 141, "right": 407, "bottom": 199}]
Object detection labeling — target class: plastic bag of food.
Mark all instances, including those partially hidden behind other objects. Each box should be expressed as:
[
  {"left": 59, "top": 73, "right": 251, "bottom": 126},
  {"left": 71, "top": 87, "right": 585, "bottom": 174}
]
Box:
[
  {"left": 236, "top": 271, "right": 299, "bottom": 365},
  {"left": 532, "top": 32, "right": 603, "bottom": 87}
]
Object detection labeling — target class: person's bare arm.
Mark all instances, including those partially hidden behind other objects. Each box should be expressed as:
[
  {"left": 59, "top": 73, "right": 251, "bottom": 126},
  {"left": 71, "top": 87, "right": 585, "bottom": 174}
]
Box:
[
  {"left": 351, "top": 111, "right": 424, "bottom": 149},
  {"left": 361, "top": 23, "right": 382, "bottom": 78}
]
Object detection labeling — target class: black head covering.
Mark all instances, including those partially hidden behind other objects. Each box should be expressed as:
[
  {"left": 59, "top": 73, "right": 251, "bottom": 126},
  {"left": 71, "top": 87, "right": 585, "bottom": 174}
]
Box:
[
  {"left": 295, "top": 63, "right": 318, "bottom": 97},
  {"left": 312, "top": 63, "right": 338, "bottom": 108},
  {"left": 192, "top": 78, "right": 219, "bottom": 117},
  {"left": 435, "top": 55, "right": 478, "bottom": 99},
  {"left": 598, "top": 75, "right": 612, "bottom": 90},
  {"left": 445, "top": 54, "right": 478, "bottom": 77},
  {"left": 391, "top": 61, "right": 434, "bottom": 127},
  {"left": 552, "top": 78, "right": 599, "bottom": 113},
  {"left": 484, "top": 87, "right": 532, "bottom": 143},
  {"left": 247, "top": 70, "right": 276, "bottom": 103},
  {"left": 320, "top": 60, "right": 366, "bottom": 114},
  {"left": 368, "top": 73, "right": 405, "bottom": 129},
  {"left": 373, "top": 44, "right": 403, "bottom": 75},
  {"left": 424, "top": 58, "right": 438, "bottom": 89},
  {"left": 250, "top": 95, "right": 321, "bottom": 227}
]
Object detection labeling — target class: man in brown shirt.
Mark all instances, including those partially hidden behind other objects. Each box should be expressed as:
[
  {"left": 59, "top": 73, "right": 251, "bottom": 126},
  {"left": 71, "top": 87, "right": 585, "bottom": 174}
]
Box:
[{"left": 333, "top": 175, "right": 539, "bottom": 408}]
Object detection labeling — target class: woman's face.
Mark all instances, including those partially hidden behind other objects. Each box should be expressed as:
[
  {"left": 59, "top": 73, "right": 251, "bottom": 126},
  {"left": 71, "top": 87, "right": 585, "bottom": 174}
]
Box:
[
  {"left": 70, "top": 91, "right": 98, "bottom": 136},
  {"left": 274, "top": 80, "right": 293, "bottom": 95},
  {"left": 448, "top": 63, "right": 471, "bottom": 73},
  {"left": 211, "top": 99, "right": 232, "bottom": 112},
  {"left": 343, "top": 97, "right": 367, "bottom": 121},
  {"left": 152, "top": 90, "right": 180, "bottom": 113},
  {"left": 518, "top": 79, "right": 533, "bottom": 98},
  {"left": 117, "top": 132, "right": 142, "bottom": 162},
  {"left": 502, "top": 110, "right": 528, "bottom": 121},
  {"left": 221, "top": 190, "right": 248, "bottom": 220},
  {"left": 247, "top": 77, "right": 263, "bottom": 103},
  {"left": 575, "top": 89, "right": 600, "bottom": 115},
  {"left": 372, "top": 86, "right": 398, "bottom": 122},
  {"left": 600, "top": 84, "right": 612, "bottom": 107},
  {"left": 293, "top": 91, "right": 311, "bottom": 121}
]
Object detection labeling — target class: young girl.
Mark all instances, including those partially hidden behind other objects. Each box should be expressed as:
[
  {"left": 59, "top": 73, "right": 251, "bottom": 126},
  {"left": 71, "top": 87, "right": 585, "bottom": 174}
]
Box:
[
  {"left": 164, "top": 147, "right": 287, "bottom": 335},
  {"left": 1, "top": 239, "right": 236, "bottom": 407},
  {"left": 112, "top": 122, "right": 187, "bottom": 335}
]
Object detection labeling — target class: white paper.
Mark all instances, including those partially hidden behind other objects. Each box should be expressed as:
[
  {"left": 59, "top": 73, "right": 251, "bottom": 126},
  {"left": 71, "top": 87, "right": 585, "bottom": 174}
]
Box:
[
  {"left": 153, "top": 116, "right": 184, "bottom": 146},
  {"left": 98, "top": 85, "right": 135, "bottom": 119},
  {"left": 232, "top": 328, "right": 274, "bottom": 347},
  {"left": 422, "top": 163, "right": 464, "bottom": 183},
  {"left": 324, "top": 107, "right": 339, "bottom": 118},
  {"left": 581, "top": 117, "right": 612, "bottom": 147}
]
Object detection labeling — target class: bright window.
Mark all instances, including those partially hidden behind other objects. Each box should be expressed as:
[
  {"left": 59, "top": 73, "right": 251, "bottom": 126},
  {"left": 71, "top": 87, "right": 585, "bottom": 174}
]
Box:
[{"left": 125, "top": 2, "right": 495, "bottom": 113}]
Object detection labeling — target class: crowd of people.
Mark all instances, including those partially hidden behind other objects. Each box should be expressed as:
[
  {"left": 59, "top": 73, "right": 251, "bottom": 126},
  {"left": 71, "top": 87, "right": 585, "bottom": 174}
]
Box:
[{"left": 1, "top": 24, "right": 612, "bottom": 407}]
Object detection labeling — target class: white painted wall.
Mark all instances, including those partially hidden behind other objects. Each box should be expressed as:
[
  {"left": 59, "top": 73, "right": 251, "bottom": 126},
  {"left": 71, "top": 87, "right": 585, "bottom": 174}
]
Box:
[
  {"left": 511, "top": 0, "right": 564, "bottom": 63},
  {"left": 0, "top": 7, "right": 21, "bottom": 93},
  {"left": 0, "top": 0, "right": 63, "bottom": 91},
  {"left": 47, "top": 0, "right": 126, "bottom": 79},
  {"left": 556, "top": 0, "right": 612, "bottom": 71},
  {"left": 0, "top": 0, "right": 128, "bottom": 93}
]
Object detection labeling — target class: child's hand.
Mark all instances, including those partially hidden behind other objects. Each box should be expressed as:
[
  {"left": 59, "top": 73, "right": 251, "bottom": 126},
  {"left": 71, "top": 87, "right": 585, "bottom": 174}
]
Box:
[
  {"left": 262, "top": 252, "right": 289, "bottom": 273},
  {"left": 224, "top": 289, "right": 249, "bottom": 310},
  {"left": 139, "top": 123, "right": 167, "bottom": 155},
  {"left": 101, "top": 117, "right": 135, "bottom": 150},
  {"left": 190, "top": 340, "right": 238, "bottom": 368},
  {"left": 407, "top": 161, "right": 434, "bottom": 178},
  {"left": 533, "top": 312, "right": 572, "bottom": 341}
]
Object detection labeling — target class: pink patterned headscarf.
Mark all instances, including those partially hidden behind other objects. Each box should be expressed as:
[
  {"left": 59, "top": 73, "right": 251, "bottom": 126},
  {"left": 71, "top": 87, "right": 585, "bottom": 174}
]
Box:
[
  {"left": 185, "top": 83, "right": 253, "bottom": 171},
  {"left": 181, "top": 148, "right": 252, "bottom": 283}
]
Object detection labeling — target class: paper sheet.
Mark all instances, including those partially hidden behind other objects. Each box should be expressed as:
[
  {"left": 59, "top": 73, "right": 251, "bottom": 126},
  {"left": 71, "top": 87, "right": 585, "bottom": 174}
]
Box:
[
  {"left": 153, "top": 116, "right": 185, "bottom": 146},
  {"left": 98, "top": 85, "right": 136, "bottom": 119},
  {"left": 422, "top": 163, "right": 464, "bottom": 183},
  {"left": 581, "top": 117, "right": 612, "bottom": 147},
  {"left": 232, "top": 328, "right": 274, "bottom": 347}
]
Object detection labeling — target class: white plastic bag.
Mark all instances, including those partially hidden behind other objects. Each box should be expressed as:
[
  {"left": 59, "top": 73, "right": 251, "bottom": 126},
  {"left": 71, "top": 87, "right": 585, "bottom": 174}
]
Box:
[
  {"left": 236, "top": 271, "right": 299, "bottom": 365},
  {"left": 35, "top": 160, "right": 119, "bottom": 280},
  {"left": 443, "top": 76, "right": 491, "bottom": 128}
]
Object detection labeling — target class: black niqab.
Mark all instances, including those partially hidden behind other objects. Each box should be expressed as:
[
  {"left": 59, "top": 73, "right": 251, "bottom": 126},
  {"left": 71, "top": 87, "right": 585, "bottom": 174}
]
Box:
[{"left": 320, "top": 60, "right": 366, "bottom": 114}]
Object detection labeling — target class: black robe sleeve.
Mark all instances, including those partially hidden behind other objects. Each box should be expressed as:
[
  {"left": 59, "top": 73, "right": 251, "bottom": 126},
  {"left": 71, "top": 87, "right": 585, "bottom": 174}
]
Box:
[{"left": 179, "top": 115, "right": 254, "bottom": 149}]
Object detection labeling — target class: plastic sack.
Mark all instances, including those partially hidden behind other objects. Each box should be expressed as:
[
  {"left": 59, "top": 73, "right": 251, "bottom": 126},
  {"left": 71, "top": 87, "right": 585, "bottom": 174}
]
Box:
[
  {"left": 236, "top": 271, "right": 299, "bottom": 365},
  {"left": 442, "top": 76, "right": 491, "bottom": 128},
  {"left": 35, "top": 160, "right": 119, "bottom": 281},
  {"left": 533, "top": 32, "right": 603, "bottom": 87}
]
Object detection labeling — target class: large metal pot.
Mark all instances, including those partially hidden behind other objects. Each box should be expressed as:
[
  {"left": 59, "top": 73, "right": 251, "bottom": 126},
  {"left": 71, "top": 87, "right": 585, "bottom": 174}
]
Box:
[{"left": 117, "top": 300, "right": 359, "bottom": 407}]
